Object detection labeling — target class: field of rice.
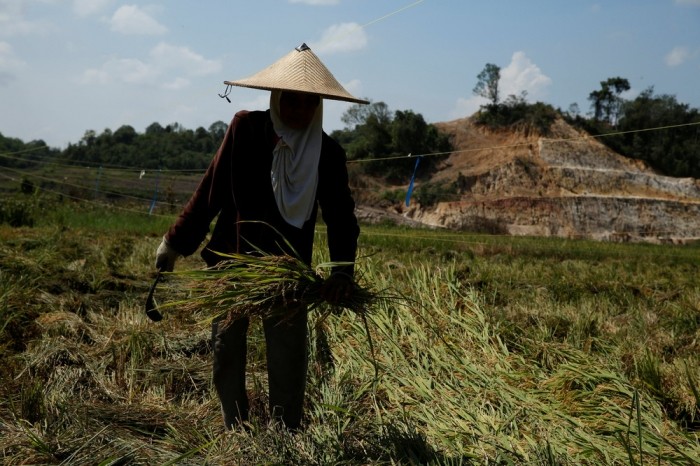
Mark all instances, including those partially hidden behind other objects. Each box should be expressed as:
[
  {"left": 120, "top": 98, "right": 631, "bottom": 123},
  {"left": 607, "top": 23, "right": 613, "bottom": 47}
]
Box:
[{"left": 0, "top": 197, "right": 699, "bottom": 464}]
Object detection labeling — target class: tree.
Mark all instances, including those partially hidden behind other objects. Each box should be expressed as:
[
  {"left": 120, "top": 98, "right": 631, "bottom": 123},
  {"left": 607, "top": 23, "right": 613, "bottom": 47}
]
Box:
[
  {"left": 473, "top": 63, "right": 501, "bottom": 107},
  {"left": 566, "top": 103, "right": 581, "bottom": 119},
  {"left": 80, "top": 130, "right": 96, "bottom": 146},
  {"left": 588, "top": 77, "right": 630, "bottom": 125},
  {"left": 341, "top": 101, "right": 391, "bottom": 129},
  {"left": 113, "top": 125, "right": 137, "bottom": 145},
  {"left": 208, "top": 121, "right": 227, "bottom": 142},
  {"left": 331, "top": 103, "right": 451, "bottom": 183},
  {"left": 145, "top": 122, "right": 165, "bottom": 135},
  {"left": 607, "top": 87, "right": 700, "bottom": 177}
]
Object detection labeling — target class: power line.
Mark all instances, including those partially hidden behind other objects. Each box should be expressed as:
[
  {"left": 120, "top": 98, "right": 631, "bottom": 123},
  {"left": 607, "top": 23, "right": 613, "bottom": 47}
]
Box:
[
  {"left": 0, "top": 171, "right": 175, "bottom": 218},
  {"left": 2, "top": 110, "right": 699, "bottom": 177},
  {"left": 0, "top": 165, "right": 196, "bottom": 208},
  {"left": 0, "top": 149, "right": 208, "bottom": 174},
  {"left": 348, "top": 120, "right": 700, "bottom": 164},
  {"left": 3, "top": 166, "right": 698, "bottom": 250},
  {"left": 320, "top": 0, "right": 426, "bottom": 48}
]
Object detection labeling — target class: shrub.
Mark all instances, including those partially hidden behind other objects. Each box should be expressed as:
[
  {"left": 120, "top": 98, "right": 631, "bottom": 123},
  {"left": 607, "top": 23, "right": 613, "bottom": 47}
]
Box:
[
  {"left": 475, "top": 98, "right": 558, "bottom": 135},
  {"left": 414, "top": 181, "right": 459, "bottom": 207},
  {"left": 0, "top": 199, "right": 36, "bottom": 227}
]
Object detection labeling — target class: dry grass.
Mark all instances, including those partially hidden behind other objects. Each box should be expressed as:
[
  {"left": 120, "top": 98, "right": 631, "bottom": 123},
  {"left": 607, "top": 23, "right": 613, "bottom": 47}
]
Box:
[
  {"left": 164, "top": 251, "right": 384, "bottom": 325},
  {"left": 1, "top": 223, "right": 699, "bottom": 464}
]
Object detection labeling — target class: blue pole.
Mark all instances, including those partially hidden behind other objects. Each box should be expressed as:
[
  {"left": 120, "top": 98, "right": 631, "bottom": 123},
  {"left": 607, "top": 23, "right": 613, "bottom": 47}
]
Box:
[
  {"left": 94, "top": 166, "right": 103, "bottom": 199},
  {"left": 405, "top": 156, "right": 421, "bottom": 207},
  {"left": 149, "top": 169, "right": 160, "bottom": 215}
]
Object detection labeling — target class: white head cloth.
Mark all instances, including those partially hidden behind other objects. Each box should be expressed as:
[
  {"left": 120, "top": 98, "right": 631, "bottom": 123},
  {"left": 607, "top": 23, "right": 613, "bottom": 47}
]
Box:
[{"left": 269, "top": 90, "right": 323, "bottom": 229}]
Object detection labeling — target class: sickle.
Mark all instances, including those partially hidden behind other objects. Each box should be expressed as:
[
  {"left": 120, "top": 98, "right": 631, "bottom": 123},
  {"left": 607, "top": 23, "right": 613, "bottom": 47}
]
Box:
[{"left": 145, "top": 272, "right": 163, "bottom": 322}]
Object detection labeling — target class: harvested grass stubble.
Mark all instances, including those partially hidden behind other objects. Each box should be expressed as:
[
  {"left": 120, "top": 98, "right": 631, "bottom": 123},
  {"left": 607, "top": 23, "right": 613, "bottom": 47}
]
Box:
[{"left": 3, "top": 226, "right": 700, "bottom": 464}]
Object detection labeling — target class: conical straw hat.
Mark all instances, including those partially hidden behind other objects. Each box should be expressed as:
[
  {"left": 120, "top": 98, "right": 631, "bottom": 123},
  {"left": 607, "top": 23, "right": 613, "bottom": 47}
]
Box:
[{"left": 224, "top": 43, "right": 368, "bottom": 105}]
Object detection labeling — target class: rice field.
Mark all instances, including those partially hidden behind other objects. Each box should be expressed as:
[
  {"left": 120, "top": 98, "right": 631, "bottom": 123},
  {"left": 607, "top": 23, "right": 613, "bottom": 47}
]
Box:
[{"left": 1, "top": 198, "right": 699, "bottom": 464}]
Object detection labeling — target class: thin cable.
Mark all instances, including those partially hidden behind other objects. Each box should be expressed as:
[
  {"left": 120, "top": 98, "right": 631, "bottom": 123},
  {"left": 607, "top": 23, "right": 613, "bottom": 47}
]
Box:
[
  {"left": 0, "top": 150, "right": 207, "bottom": 174},
  {"left": 2, "top": 115, "right": 699, "bottom": 179},
  {"left": 542, "top": 120, "right": 700, "bottom": 144},
  {"left": 347, "top": 120, "right": 700, "bottom": 164},
  {"left": 0, "top": 166, "right": 194, "bottom": 207},
  {"left": 316, "top": 0, "right": 426, "bottom": 50},
  {"left": 0, "top": 172, "right": 174, "bottom": 218},
  {"left": 361, "top": 0, "right": 426, "bottom": 29},
  {"left": 0, "top": 144, "right": 51, "bottom": 157}
]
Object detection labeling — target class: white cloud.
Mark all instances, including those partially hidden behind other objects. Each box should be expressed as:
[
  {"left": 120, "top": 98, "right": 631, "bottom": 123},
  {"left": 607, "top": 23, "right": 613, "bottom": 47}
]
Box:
[
  {"left": 240, "top": 93, "right": 271, "bottom": 111},
  {"left": 150, "top": 42, "right": 221, "bottom": 76},
  {"left": 312, "top": 22, "right": 368, "bottom": 54},
  {"left": 81, "top": 42, "right": 221, "bottom": 88},
  {"left": 0, "top": 1, "right": 53, "bottom": 37},
  {"left": 73, "top": 0, "right": 113, "bottom": 17},
  {"left": 108, "top": 5, "right": 167, "bottom": 35},
  {"left": 450, "top": 95, "right": 487, "bottom": 119},
  {"left": 665, "top": 46, "right": 690, "bottom": 66},
  {"left": 163, "top": 77, "right": 189, "bottom": 90},
  {"left": 450, "top": 51, "right": 551, "bottom": 119},
  {"left": 500, "top": 51, "right": 552, "bottom": 100},
  {"left": 82, "top": 57, "right": 156, "bottom": 85},
  {"left": 289, "top": 0, "right": 340, "bottom": 4},
  {"left": 340, "top": 78, "right": 362, "bottom": 96},
  {"left": 0, "top": 41, "right": 26, "bottom": 85}
]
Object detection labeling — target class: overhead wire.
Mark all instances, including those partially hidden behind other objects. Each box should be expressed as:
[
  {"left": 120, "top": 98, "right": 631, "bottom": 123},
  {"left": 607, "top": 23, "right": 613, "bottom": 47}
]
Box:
[
  {"left": 3, "top": 119, "right": 699, "bottom": 172},
  {"left": 347, "top": 120, "right": 700, "bottom": 164},
  {"left": 2, "top": 0, "right": 699, "bottom": 245},
  {"left": 319, "top": 0, "right": 426, "bottom": 47},
  {"left": 0, "top": 165, "right": 182, "bottom": 207},
  {"left": 2, "top": 118, "right": 699, "bottom": 212},
  {"left": 0, "top": 172, "right": 173, "bottom": 218}
]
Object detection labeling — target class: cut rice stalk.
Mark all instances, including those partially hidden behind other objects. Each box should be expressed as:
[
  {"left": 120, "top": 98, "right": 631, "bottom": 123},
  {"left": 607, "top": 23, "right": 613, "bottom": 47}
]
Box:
[{"left": 162, "top": 250, "right": 386, "bottom": 326}]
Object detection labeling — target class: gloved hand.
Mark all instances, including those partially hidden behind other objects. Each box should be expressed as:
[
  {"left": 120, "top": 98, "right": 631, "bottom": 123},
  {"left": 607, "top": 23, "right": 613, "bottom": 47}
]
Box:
[
  {"left": 155, "top": 237, "right": 180, "bottom": 272},
  {"left": 320, "top": 273, "right": 355, "bottom": 305}
]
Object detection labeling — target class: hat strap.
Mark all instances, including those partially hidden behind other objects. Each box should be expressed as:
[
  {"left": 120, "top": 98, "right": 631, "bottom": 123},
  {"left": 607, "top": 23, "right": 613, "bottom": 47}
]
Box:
[{"left": 218, "top": 84, "right": 232, "bottom": 103}]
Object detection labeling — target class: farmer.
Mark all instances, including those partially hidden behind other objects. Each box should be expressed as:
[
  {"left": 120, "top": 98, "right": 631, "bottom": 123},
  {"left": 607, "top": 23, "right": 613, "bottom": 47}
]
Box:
[{"left": 154, "top": 43, "right": 364, "bottom": 430}]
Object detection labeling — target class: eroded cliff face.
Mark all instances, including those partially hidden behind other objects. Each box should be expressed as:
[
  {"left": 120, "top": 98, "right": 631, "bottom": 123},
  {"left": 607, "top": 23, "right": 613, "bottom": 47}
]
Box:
[
  {"left": 406, "top": 196, "right": 700, "bottom": 243},
  {"left": 386, "top": 117, "right": 700, "bottom": 243}
]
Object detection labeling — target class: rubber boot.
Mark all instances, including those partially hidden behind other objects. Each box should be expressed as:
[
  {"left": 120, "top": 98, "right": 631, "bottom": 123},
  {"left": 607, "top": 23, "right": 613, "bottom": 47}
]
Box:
[
  {"left": 212, "top": 316, "right": 250, "bottom": 429},
  {"left": 263, "top": 309, "right": 308, "bottom": 430}
]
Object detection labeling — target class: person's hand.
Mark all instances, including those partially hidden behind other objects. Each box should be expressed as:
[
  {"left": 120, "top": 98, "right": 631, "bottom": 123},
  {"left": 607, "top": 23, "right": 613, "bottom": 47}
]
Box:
[
  {"left": 320, "top": 273, "right": 355, "bottom": 305},
  {"left": 155, "top": 237, "right": 180, "bottom": 272}
]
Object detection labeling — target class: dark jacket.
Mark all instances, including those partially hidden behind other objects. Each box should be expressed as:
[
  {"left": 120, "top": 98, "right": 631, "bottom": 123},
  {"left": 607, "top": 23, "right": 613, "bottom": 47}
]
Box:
[{"left": 165, "top": 110, "right": 359, "bottom": 272}]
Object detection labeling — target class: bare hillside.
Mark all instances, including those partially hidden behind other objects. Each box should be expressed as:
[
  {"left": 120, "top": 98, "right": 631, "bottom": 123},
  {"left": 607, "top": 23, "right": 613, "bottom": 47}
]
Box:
[{"left": 361, "top": 116, "right": 700, "bottom": 243}]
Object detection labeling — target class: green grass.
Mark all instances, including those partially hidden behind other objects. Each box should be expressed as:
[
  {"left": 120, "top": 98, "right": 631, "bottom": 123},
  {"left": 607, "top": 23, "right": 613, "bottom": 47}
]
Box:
[
  {"left": 0, "top": 201, "right": 699, "bottom": 464},
  {"left": 1, "top": 193, "right": 176, "bottom": 233}
]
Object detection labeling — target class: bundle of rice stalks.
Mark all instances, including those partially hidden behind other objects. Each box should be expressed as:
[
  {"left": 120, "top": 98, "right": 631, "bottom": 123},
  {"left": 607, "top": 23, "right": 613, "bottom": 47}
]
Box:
[{"left": 163, "top": 251, "right": 387, "bottom": 325}]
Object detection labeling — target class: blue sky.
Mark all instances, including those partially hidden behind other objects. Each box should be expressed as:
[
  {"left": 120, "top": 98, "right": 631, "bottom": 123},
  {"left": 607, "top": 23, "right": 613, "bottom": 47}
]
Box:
[{"left": 1, "top": 0, "right": 699, "bottom": 149}]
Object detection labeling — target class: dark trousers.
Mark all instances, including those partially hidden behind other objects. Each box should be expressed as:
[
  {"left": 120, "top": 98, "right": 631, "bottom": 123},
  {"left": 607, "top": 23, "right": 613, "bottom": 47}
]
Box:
[{"left": 211, "top": 310, "right": 308, "bottom": 430}]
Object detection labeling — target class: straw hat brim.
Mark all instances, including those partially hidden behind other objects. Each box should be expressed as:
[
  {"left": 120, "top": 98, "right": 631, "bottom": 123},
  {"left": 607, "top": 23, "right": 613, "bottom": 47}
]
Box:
[{"left": 224, "top": 45, "right": 369, "bottom": 105}]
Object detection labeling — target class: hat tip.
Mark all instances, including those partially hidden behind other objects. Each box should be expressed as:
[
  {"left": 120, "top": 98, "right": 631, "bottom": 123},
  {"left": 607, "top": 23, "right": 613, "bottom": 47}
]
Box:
[{"left": 295, "top": 43, "right": 311, "bottom": 52}]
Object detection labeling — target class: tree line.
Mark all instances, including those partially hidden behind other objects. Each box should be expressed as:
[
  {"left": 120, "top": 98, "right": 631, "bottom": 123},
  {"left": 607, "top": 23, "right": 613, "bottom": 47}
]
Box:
[
  {"left": 330, "top": 102, "right": 452, "bottom": 183},
  {"left": 60, "top": 121, "right": 228, "bottom": 170},
  {"left": 574, "top": 83, "right": 700, "bottom": 178},
  {"left": 1, "top": 105, "right": 451, "bottom": 184},
  {"left": 2, "top": 71, "right": 699, "bottom": 180},
  {"left": 472, "top": 63, "right": 700, "bottom": 178}
]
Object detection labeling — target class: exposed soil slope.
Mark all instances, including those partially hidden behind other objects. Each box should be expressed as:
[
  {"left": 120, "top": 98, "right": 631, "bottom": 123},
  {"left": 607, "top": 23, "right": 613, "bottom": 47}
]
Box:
[{"left": 360, "top": 116, "right": 700, "bottom": 243}]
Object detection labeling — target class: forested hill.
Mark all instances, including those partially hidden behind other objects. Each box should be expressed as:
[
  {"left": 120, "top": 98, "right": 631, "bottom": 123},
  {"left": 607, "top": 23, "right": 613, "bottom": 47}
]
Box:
[
  {"left": 0, "top": 121, "right": 229, "bottom": 171},
  {"left": 2, "top": 82, "right": 699, "bottom": 180},
  {"left": 60, "top": 121, "right": 229, "bottom": 170}
]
